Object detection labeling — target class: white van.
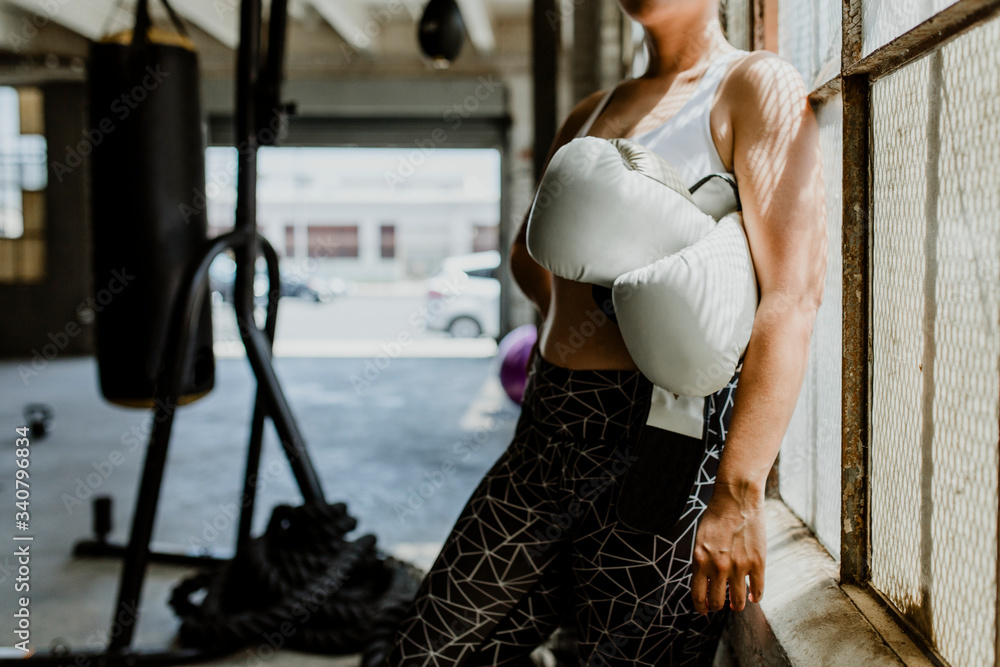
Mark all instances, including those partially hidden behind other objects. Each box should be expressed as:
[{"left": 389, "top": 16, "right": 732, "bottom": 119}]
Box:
[{"left": 425, "top": 250, "right": 501, "bottom": 338}]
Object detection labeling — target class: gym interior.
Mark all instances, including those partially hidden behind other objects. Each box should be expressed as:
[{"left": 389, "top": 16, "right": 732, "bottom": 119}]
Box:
[{"left": 0, "top": 0, "right": 998, "bottom": 665}]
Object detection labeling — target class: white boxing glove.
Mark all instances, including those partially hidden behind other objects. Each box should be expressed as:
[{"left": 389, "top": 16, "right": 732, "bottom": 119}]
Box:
[
  {"left": 526, "top": 136, "right": 717, "bottom": 287},
  {"left": 612, "top": 212, "right": 758, "bottom": 397},
  {"left": 524, "top": 134, "right": 756, "bottom": 437}
]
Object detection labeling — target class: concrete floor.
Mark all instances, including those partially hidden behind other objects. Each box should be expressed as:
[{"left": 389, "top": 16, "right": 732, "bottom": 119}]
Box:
[{"left": 0, "top": 354, "right": 517, "bottom": 664}]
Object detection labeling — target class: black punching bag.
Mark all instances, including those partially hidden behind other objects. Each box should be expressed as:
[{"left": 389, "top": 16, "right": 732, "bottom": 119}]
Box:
[
  {"left": 418, "top": 0, "right": 465, "bottom": 67},
  {"left": 89, "top": 0, "right": 214, "bottom": 407}
]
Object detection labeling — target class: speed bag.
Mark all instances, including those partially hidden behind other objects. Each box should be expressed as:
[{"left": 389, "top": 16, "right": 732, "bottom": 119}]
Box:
[{"left": 89, "top": 31, "right": 215, "bottom": 408}]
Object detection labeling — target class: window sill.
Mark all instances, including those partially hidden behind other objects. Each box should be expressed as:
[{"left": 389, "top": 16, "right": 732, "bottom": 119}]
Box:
[{"left": 717, "top": 500, "right": 935, "bottom": 666}]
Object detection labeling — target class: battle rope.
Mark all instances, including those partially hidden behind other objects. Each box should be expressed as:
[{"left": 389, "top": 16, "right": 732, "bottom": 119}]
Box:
[{"left": 170, "top": 501, "right": 423, "bottom": 655}]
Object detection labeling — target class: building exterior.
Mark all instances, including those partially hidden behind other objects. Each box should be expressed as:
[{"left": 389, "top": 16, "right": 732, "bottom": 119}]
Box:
[{"left": 206, "top": 145, "right": 501, "bottom": 282}]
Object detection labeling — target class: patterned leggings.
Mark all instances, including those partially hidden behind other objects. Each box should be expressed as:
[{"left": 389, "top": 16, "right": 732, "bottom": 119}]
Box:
[{"left": 386, "top": 355, "right": 739, "bottom": 666}]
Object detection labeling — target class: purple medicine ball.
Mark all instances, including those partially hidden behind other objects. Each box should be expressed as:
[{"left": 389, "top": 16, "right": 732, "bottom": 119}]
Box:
[{"left": 498, "top": 324, "right": 537, "bottom": 404}]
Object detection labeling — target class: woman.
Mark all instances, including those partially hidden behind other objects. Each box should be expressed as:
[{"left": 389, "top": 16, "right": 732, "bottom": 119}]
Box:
[{"left": 383, "top": 0, "right": 826, "bottom": 663}]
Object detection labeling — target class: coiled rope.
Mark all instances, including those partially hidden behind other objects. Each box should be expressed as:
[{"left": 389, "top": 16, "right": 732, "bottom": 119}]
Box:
[{"left": 170, "top": 501, "right": 423, "bottom": 655}]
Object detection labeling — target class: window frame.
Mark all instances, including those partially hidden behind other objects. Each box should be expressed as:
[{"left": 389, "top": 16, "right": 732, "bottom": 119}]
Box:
[{"left": 765, "top": 0, "right": 1000, "bottom": 662}]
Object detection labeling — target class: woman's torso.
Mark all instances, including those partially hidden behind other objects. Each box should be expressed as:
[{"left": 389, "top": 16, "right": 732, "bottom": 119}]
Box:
[{"left": 538, "top": 47, "right": 748, "bottom": 370}]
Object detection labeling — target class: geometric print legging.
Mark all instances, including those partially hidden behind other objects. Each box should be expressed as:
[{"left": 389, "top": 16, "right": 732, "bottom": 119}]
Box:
[{"left": 386, "top": 354, "right": 740, "bottom": 667}]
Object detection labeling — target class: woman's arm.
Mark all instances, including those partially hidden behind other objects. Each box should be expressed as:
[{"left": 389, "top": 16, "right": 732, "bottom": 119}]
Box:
[
  {"left": 510, "top": 90, "right": 608, "bottom": 319},
  {"left": 510, "top": 209, "right": 552, "bottom": 319},
  {"left": 690, "top": 53, "right": 828, "bottom": 614}
]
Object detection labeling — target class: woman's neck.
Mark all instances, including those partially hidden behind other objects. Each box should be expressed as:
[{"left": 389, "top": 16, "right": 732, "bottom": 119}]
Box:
[{"left": 639, "top": 5, "right": 730, "bottom": 80}]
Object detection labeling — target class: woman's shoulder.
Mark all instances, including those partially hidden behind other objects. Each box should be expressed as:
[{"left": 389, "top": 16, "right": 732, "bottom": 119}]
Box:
[
  {"left": 563, "top": 88, "right": 614, "bottom": 135},
  {"left": 719, "top": 51, "right": 809, "bottom": 129},
  {"left": 535, "top": 89, "right": 615, "bottom": 179},
  {"left": 543, "top": 88, "right": 616, "bottom": 159},
  {"left": 722, "top": 50, "right": 807, "bottom": 104}
]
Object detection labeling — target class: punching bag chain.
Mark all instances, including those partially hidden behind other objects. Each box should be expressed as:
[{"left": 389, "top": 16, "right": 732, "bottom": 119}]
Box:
[{"left": 133, "top": 0, "right": 190, "bottom": 45}]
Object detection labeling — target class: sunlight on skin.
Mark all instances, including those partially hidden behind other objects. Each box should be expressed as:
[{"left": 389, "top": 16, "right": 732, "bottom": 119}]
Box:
[
  {"left": 510, "top": 0, "right": 732, "bottom": 338},
  {"left": 690, "top": 51, "right": 827, "bottom": 615}
]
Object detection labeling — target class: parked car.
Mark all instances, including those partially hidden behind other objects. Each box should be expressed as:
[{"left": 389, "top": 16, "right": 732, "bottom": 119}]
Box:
[
  {"left": 425, "top": 251, "right": 501, "bottom": 338},
  {"left": 208, "top": 254, "right": 347, "bottom": 304}
]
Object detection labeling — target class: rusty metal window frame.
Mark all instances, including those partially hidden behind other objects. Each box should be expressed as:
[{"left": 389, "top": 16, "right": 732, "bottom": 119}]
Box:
[
  {"left": 838, "top": 0, "right": 1000, "bottom": 575},
  {"left": 747, "top": 0, "right": 1000, "bottom": 660},
  {"left": 828, "top": 0, "right": 1000, "bottom": 662}
]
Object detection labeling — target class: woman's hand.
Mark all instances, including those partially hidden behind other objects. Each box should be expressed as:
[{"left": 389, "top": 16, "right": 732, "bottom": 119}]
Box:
[
  {"left": 690, "top": 482, "right": 767, "bottom": 614},
  {"left": 685, "top": 51, "right": 825, "bottom": 618}
]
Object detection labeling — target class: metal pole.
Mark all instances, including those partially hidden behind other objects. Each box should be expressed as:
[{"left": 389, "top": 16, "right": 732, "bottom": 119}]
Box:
[
  {"left": 232, "top": 0, "right": 325, "bottom": 503},
  {"left": 839, "top": 0, "right": 871, "bottom": 579}
]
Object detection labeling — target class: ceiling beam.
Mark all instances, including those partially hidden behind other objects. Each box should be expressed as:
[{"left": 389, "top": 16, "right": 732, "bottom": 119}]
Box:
[
  {"left": 169, "top": 0, "right": 240, "bottom": 48},
  {"left": 3, "top": 0, "right": 128, "bottom": 41},
  {"left": 306, "top": 0, "right": 374, "bottom": 52},
  {"left": 2, "top": 0, "right": 236, "bottom": 49},
  {"left": 455, "top": 0, "right": 494, "bottom": 53}
]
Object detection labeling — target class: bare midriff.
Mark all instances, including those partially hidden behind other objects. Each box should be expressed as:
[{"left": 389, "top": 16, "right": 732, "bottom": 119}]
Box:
[{"left": 538, "top": 276, "right": 639, "bottom": 370}]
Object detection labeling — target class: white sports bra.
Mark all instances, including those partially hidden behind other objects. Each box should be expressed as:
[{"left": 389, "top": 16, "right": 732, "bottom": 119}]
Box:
[{"left": 575, "top": 49, "right": 747, "bottom": 188}]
